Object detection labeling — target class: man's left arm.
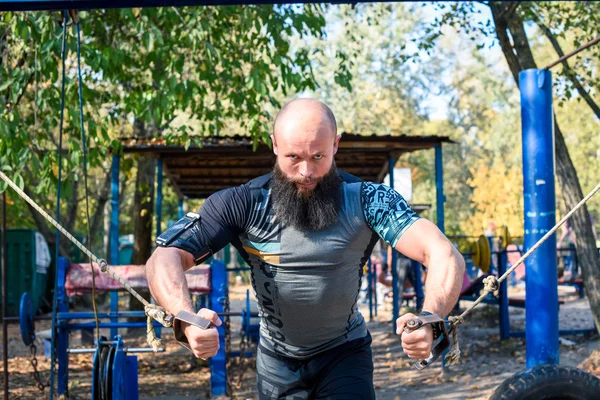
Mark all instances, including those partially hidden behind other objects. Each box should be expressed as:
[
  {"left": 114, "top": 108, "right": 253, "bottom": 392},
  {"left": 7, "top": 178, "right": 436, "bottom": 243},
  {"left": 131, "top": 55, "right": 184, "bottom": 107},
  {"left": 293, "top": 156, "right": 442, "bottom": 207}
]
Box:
[{"left": 394, "top": 218, "right": 465, "bottom": 359}]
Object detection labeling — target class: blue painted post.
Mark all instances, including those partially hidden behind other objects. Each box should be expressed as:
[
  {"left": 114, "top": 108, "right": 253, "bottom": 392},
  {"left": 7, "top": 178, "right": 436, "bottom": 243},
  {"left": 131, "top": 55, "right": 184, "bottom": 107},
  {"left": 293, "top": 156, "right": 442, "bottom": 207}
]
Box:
[
  {"left": 372, "top": 260, "right": 378, "bottom": 317},
  {"left": 178, "top": 199, "right": 184, "bottom": 219},
  {"left": 154, "top": 159, "right": 163, "bottom": 339},
  {"left": 367, "top": 259, "right": 373, "bottom": 321},
  {"left": 110, "top": 154, "right": 120, "bottom": 339},
  {"left": 155, "top": 159, "right": 163, "bottom": 239},
  {"left": 56, "top": 257, "right": 70, "bottom": 396},
  {"left": 414, "top": 260, "right": 424, "bottom": 311},
  {"left": 498, "top": 251, "right": 509, "bottom": 340},
  {"left": 435, "top": 144, "right": 445, "bottom": 234},
  {"left": 389, "top": 156, "right": 399, "bottom": 332},
  {"left": 520, "top": 69, "right": 558, "bottom": 367},
  {"left": 209, "top": 260, "right": 227, "bottom": 396}
]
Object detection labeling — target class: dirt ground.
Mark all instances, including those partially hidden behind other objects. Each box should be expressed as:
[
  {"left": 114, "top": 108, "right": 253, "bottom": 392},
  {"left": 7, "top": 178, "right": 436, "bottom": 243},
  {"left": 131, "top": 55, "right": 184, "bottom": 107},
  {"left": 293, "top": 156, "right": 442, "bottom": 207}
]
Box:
[{"left": 1, "top": 283, "right": 598, "bottom": 399}]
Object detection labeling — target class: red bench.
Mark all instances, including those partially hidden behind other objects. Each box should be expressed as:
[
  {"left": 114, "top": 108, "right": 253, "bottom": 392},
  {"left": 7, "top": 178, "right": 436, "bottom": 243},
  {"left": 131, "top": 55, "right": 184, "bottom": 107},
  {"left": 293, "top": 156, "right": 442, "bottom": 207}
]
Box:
[{"left": 65, "top": 263, "right": 211, "bottom": 297}]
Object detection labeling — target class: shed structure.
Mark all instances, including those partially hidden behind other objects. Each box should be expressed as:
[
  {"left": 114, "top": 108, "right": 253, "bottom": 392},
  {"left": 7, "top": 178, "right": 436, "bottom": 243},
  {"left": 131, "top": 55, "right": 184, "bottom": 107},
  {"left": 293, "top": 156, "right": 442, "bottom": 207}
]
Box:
[{"left": 121, "top": 133, "right": 452, "bottom": 200}]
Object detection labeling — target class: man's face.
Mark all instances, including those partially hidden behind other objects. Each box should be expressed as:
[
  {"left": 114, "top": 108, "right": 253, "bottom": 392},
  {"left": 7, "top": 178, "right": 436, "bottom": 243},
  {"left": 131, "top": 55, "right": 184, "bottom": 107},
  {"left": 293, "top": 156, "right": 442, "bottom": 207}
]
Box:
[
  {"left": 270, "top": 125, "right": 343, "bottom": 231},
  {"left": 271, "top": 124, "right": 341, "bottom": 197}
]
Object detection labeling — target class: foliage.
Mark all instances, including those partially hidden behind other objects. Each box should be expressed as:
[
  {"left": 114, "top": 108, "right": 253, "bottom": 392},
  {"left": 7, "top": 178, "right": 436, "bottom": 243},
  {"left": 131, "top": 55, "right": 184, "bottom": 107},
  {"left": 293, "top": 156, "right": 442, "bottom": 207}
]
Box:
[{"left": 1, "top": 5, "right": 346, "bottom": 251}]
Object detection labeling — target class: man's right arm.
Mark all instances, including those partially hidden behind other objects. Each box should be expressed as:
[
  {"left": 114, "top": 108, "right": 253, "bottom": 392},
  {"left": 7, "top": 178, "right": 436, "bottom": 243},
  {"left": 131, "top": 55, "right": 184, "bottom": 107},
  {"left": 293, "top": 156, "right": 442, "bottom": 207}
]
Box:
[
  {"left": 145, "top": 187, "right": 249, "bottom": 358},
  {"left": 146, "top": 246, "right": 196, "bottom": 317},
  {"left": 146, "top": 246, "right": 222, "bottom": 359}
]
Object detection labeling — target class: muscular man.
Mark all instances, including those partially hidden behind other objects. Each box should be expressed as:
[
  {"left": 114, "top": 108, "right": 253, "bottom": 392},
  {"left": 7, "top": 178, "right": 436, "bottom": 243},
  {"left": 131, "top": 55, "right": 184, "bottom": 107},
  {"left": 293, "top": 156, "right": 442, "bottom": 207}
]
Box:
[{"left": 146, "top": 98, "right": 465, "bottom": 399}]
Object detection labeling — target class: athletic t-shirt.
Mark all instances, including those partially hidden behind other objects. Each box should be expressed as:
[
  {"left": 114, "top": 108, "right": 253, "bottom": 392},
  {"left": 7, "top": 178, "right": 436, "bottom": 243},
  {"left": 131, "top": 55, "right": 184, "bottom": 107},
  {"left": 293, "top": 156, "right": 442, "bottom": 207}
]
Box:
[{"left": 162, "top": 171, "right": 419, "bottom": 359}]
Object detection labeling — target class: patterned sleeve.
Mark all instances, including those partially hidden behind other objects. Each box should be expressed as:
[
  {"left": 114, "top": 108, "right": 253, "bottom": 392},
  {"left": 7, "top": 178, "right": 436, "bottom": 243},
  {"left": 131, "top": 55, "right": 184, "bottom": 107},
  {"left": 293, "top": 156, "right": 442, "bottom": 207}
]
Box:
[
  {"left": 156, "top": 186, "right": 249, "bottom": 263},
  {"left": 361, "top": 182, "right": 420, "bottom": 248}
]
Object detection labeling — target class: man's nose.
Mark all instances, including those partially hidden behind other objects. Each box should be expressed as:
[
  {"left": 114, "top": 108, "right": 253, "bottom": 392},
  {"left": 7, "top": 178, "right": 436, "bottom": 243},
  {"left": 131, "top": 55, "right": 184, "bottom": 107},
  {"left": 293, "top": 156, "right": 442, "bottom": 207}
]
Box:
[{"left": 298, "top": 162, "right": 313, "bottom": 179}]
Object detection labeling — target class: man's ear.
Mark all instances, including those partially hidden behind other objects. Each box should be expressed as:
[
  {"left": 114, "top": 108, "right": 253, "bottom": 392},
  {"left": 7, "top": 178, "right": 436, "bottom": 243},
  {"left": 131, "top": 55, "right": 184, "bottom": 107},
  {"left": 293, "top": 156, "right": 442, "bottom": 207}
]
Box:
[
  {"left": 271, "top": 134, "right": 278, "bottom": 156},
  {"left": 333, "top": 134, "right": 342, "bottom": 155}
]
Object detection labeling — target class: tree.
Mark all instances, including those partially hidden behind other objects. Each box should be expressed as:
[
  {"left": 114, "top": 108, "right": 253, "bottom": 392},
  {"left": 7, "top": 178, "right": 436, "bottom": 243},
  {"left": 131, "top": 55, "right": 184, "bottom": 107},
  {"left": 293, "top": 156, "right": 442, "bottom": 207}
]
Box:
[
  {"left": 414, "top": 1, "right": 600, "bottom": 332},
  {"left": 1, "top": 6, "right": 351, "bottom": 257}
]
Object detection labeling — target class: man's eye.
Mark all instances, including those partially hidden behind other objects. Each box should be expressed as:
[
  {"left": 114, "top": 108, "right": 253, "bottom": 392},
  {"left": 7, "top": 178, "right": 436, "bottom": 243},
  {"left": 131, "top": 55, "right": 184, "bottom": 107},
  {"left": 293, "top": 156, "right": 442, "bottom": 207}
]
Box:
[
  {"left": 314, "top": 154, "right": 323, "bottom": 160},
  {"left": 288, "top": 155, "right": 297, "bottom": 159}
]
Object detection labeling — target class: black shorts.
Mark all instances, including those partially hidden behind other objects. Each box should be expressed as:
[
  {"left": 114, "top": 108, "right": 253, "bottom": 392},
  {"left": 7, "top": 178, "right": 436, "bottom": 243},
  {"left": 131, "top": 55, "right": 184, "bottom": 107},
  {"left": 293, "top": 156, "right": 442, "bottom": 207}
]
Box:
[{"left": 256, "top": 332, "right": 375, "bottom": 400}]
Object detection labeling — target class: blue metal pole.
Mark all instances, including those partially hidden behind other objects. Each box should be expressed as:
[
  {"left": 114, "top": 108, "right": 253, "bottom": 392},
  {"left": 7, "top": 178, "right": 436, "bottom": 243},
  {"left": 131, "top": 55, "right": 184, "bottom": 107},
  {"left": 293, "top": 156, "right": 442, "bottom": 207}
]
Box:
[
  {"left": 435, "top": 144, "right": 445, "bottom": 234},
  {"left": 498, "top": 251, "right": 509, "bottom": 340},
  {"left": 414, "top": 260, "right": 424, "bottom": 311},
  {"left": 367, "top": 259, "right": 373, "bottom": 321},
  {"left": 178, "top": 199, "right": 184, "bottom": 219},
  {"left": 56, "top": 257, "right": 70, "bottom": 396},
  {"left": 110, "top": 154, "right": 120, "bottom": 338},
  {"left": 209, "top": 260, "right": 227, "bottom": 396},
  {"left": 154, "top": 159, "right": 164, "bottom": 339},
  {"left": 389, "top": 156, "right": 399, "bottom": 332},
  {"left": 155, "top": 159, "right": 163, "bottom": 239},
  {"left": 520, "top": 68, "right": 558, "bottom": 367}
]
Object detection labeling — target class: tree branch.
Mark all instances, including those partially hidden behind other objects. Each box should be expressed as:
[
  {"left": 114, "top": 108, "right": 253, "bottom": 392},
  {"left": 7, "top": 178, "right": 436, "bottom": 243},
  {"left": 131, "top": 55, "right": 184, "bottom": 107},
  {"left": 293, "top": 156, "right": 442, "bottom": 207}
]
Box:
[
  {"left": 10, "top": 73, "right": 33, "bottom": 112},
  {"left": 535, "top": 20, "right": 600, "bottom": 119}
]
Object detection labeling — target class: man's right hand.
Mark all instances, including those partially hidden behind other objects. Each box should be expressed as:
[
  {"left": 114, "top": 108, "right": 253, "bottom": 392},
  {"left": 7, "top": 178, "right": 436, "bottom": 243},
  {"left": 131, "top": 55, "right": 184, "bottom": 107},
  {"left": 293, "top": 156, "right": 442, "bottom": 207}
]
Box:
[{"left": 182, "top": 308, "right": 223, "bottom": 359}]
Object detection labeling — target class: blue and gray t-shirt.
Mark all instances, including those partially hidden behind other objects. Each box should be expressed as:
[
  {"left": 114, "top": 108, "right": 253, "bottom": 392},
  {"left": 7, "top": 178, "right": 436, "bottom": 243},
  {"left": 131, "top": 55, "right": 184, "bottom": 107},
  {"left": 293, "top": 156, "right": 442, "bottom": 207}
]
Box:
[{"left": 164, "top": 171, "right": 419, "bottom": 359}]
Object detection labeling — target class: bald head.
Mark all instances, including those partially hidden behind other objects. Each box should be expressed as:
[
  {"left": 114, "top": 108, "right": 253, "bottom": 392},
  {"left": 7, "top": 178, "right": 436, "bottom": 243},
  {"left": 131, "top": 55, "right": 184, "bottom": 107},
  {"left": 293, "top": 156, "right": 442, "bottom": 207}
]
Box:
[
  {"left": 273, "top": 98, "right": 337, "bottom": 140},
  {"left": 270, "top": 98, "right": 341, "bottom": 189}
]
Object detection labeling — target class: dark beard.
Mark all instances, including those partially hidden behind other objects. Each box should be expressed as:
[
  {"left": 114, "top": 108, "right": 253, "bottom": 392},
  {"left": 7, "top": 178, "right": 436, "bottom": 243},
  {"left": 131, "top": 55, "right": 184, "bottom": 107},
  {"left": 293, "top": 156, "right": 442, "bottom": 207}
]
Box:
[{"left": 271, "top": 163, "right": 343, "bottom": 231}]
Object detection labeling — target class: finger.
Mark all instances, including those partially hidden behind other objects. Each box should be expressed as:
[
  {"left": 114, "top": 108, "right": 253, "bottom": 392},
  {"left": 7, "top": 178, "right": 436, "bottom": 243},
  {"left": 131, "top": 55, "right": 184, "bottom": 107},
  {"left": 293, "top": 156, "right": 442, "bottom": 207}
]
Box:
[
  {"left": 198, "top": 308, "right": 222, "bottom": 327},
  {"left": 197, "top": 343, "right": 220, "bottom": 359},
  {"left": 405, "top": 351, "right": 430, "bottom": 360},
  {"left": 402, "top": 330, "right": 427, "bottom": 345},
  {"left": 190, "top": 327, "right": 220, "bottom": 346},
  {"left": 402, "top": 341, "right": 431, "bottom": 353},
  {"left": 396, "top": 313, "right": 416, "bottom": 335}
]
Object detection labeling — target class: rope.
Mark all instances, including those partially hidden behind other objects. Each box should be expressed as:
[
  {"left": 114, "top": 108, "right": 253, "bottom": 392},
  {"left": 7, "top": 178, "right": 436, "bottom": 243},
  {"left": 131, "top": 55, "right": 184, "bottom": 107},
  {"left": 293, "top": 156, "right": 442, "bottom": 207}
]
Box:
[
  {"left": 445, "top": 181, "right": 600, "bottom": 365},
  {"left": 545, "top": 34, "right": 600, "bottom": 70},
  {"left": 0, "top": 170, "right": 174, "bottom": 347},
  {"left": 49, "top": 12, "right": 68, "bottom": 399},
  {"left": 74, "top": 16, "right": 101, "bottom": 348}
]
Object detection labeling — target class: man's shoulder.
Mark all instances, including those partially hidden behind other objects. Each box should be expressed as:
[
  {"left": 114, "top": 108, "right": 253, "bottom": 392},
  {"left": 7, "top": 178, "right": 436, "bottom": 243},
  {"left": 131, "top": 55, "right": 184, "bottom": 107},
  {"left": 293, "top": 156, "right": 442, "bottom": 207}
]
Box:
[
  {"left": 245, "top": 172, "right": 273, "bottom": 190},
  {"left": 337, "top": 170, "right": 363, "bottom": 184}
]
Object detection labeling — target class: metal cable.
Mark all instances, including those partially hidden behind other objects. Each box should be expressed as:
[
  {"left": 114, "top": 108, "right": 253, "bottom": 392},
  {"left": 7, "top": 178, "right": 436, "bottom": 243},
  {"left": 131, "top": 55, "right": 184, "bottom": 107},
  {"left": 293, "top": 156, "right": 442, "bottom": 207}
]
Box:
[
  {"left": 452, "top": 181, "right": 600, "bottom": 324},
  {"left": 0, "top": 170, "right": 173, "bottom": 328}
]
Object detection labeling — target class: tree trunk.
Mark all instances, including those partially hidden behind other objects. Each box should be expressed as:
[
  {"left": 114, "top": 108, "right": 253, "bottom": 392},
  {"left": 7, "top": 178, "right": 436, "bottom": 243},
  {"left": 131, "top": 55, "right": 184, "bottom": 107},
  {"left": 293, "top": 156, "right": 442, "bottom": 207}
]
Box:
[
  {"left": 490, "top": 2, "right": 600, "bottom": 330},
  {"left": 89, "top": 171, "right": 111, "bottom": 247},
  {"left": 129, "top": 120, "right": 156, "bottom": 314}
]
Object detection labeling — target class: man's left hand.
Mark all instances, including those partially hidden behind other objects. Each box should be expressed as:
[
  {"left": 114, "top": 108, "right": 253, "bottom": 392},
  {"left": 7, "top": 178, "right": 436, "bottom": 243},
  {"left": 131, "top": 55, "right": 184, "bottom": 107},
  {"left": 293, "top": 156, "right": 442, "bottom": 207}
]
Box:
[{"left": 396, "top": 313, "right": 434, "bottom": 360}]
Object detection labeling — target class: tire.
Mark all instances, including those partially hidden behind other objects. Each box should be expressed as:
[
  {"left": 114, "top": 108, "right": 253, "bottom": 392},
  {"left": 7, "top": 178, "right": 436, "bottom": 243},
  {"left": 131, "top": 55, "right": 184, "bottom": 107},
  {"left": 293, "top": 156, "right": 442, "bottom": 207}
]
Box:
[{"left": 490, "top": 364, "right": 600, "bottom": 400}]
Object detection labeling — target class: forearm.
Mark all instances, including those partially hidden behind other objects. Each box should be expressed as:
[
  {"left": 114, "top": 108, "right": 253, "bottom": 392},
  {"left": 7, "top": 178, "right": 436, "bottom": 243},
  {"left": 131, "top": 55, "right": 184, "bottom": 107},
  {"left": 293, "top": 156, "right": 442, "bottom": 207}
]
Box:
[
  {"left": 422, "top": 244, "right": 465, "bottom": 317},
  {"left": 146, "top": 248, "right": 195, "bottom": 316}
]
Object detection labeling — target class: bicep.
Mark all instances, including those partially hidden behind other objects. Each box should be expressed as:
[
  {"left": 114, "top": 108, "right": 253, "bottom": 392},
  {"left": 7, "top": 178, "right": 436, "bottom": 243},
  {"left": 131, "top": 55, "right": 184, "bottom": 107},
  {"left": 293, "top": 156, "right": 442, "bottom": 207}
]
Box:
[{"left": 393, "top": 218, "right": 452, "bottom": 265}]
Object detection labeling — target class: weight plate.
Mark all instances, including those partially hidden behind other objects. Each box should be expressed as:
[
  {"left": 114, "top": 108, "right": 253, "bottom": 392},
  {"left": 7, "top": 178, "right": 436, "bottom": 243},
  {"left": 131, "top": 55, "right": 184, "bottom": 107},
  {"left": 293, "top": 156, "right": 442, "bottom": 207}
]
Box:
[
  {"left": 500, "top": 225, "right": 511, "bottom": 250},
  {"left": 471, "top": 241, "right": 480, "bottom": 268},
  {"left": 19, "top": 292, "right": 35, "bottom": 346},
  {"left": 478, "top": 235, "right": 491, "bottom": 273}
]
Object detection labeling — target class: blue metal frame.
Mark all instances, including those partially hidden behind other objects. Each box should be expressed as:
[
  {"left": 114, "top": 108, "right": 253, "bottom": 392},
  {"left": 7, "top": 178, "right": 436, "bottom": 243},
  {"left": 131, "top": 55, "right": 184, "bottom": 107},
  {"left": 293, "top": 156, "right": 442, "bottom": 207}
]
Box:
[
  {"left": 209, "top": 259, "right": 228, "bottom": 396},
  {"left": 520, "top": 69, "right": 559, "bottom": 367},
  {"left": 178, "top": 199, "right": 184, "bottom": 219},
  {"left": 388, "top": 156, "right": 399, "bottom": 332},
  {"left": 56, "top": 257, "right": 70, "bottom": 396},
  {"left": 435, "top": 144, "right": 445, "bottom": 234},
  {"left": 154, "top": 159, "right": 164, "bottom": 339},
  {"left": 498, "top": 251, "right": 509, "bottom": 340},
  {"left": 110, "top": 154, "right": 120, "bottom": 339},
  {"left": 155, "top": 159, "right": 163, "bottom": 239}
]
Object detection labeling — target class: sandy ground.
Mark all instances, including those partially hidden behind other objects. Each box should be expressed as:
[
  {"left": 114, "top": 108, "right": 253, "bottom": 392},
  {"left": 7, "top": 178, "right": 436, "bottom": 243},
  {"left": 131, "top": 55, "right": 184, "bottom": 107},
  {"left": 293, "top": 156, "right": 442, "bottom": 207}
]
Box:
[{"left": 1, "top": 283, "right": 598, "bottom": 399}]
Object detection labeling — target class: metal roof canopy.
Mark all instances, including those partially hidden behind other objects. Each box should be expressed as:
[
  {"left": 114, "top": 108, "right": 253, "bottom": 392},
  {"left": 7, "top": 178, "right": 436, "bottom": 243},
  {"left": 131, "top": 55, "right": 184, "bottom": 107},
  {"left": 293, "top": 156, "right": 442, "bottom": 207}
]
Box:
[{"left": 122, "top": 133, "right": 452, "bottom": 199}]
